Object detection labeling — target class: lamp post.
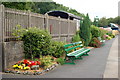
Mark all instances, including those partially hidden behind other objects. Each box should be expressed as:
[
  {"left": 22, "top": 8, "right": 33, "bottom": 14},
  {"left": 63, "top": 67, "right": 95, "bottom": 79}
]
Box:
[{"left": 94, "top": 16, "right": 99, "bottom": 27}]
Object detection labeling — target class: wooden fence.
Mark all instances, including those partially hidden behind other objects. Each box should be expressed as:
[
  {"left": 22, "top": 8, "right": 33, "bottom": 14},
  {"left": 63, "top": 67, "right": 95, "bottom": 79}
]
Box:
[{"left": 0, "top": 4, "right": 77, "bottom": 43}]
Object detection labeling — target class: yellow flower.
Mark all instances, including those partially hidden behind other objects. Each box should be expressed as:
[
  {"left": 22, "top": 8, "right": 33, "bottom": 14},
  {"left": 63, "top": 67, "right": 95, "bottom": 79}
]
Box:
[
  {"left": 13, "top": 64, "right": 18, "bottom": 68},
  {"left": 24, "top": 66, "right": 30, "bottom": 70},
  {"left": 20, "top": 66, "right": 23, "bottom": 69},
  {"left": 18, "top": 66, "right": 23, "bottom": 69},
  {"left": 22, "top": 64, "right": 25, "bottom": 67}
]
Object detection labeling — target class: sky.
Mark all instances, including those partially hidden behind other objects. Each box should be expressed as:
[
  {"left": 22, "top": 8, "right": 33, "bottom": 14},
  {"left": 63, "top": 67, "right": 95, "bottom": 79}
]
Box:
[{"left": 53, "top": 0, "right": 119, "bottom": 21}]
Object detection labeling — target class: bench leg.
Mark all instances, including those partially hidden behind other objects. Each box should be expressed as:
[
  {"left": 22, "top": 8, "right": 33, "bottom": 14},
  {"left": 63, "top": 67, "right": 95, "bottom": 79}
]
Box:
[
  {"left": 83, "top": 53, "right": 89, "bottom": 56},
  {"left": 83, "top": 51, "right": 90, "bottom": 56},
  {"left": 77, "top": 56, "right": 83, "bottom": 60},
  {"left": 64, "top": 57, "right": 76, "bottom": 65}
]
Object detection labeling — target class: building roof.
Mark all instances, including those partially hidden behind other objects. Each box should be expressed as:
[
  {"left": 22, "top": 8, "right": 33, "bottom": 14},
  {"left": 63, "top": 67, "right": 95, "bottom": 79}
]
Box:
[{"left": 46, "top": 10, "right": 82, "bottom": 20}]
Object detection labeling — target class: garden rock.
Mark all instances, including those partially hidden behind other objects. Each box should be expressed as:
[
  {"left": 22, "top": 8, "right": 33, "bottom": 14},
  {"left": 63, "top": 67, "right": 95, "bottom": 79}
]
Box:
[
  {"left": 23, "top": 71, "right": 29, "bottom": 75},
  {"left": 34, "top": 72, "right": 42, "bottom": 75},
  {"left": 16, "top": 71, "right": 20, "bottom": 74},
  {"left": 31, "top": 65, "right": 39, "bottom": 70},
  {"left": 5, "top": 70, "right": 10, "bottom": 73},
  {"left": 27, "top": 72, "right": 33, "bottom": 75},
  {"left": 11, "top": 70, "right": 17, "bottom": 74},
  {"left": 46, "top": 68, "right": 50, "bottom": 72}
]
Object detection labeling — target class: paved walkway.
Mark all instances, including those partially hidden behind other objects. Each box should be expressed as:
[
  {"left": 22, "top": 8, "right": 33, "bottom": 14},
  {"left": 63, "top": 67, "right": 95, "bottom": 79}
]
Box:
[
  {"left": 103, "top": 36, "right": 118, "bottom": 78},
  {"left": 2, "top": 37, "right": 116, "bottom": 78}
]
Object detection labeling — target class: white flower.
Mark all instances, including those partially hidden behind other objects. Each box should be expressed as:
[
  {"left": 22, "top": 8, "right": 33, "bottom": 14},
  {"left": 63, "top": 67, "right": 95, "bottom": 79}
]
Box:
[{"left": 42, "top": 35, "right": 44, "bottom": 37}]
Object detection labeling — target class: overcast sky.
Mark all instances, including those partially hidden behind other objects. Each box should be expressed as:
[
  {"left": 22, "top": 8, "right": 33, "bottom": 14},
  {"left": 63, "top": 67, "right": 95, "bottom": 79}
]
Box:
[{"left": 53, "top": 0, "right": 119, "bottom": 21}]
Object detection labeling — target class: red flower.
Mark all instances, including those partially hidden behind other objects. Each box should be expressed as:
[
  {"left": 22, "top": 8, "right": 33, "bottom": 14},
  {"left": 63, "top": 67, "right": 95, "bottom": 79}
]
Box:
[
  {"left": 30, "top": 61, "right": 36, "bottom": 66},
  {"left": 36, "top": 61, "right": 41, "bottom": 65},
  {"left": 24, "top": 60, "right": 29, "bottom": 64}
]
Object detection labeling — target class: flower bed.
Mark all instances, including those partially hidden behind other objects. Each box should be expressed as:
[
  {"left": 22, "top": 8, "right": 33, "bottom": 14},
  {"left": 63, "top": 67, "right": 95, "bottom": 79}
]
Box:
[
  {"left": 5, "top": 56, "right": 59, "bottom": 75},
  {"left": 5, "top": 63, "right": 58, "bottom": 75}
]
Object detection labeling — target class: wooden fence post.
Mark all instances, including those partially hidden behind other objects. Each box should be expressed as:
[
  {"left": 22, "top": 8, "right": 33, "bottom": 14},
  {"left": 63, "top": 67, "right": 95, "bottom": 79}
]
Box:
[
  {"left": 0, "top": 4, "right": 5, "bottom": 72},
  {"left": 67, "top": 18, "right": 70, "bottom": 42},
  {"left": 28, "top": 10, "right": 31, "bottom": 28},
  {"left": 58, "top": 16, "right": 61, "bottom": 40},
  {"left": 45, "top": 14, "right": 49, "bottom": 31},
  {"left": 0, "top": 4, "right": 4, "bottom": 43}
]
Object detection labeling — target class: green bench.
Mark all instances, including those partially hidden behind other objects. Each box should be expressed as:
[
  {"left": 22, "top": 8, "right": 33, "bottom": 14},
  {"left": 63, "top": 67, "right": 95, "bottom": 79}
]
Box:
[{"left": 64, "top": 41, "right": 91, "bottom": 64}]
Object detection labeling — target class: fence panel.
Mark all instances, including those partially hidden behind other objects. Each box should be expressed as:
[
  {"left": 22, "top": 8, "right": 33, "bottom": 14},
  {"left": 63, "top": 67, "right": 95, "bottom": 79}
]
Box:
[
  {"left": 30, "top": 12, "right": 44, "bottom": 29},
  {"left": 4, "top": 8, "right": 29, "bottom": 41},
  {"left": 61, "top": 19, "right": 68, "bottom": 35},
  {"left": 48, "top": 16, "right": 59, "bottom": 35},
  {"left": 1, "top": 5, "right": 77, "bottom": 42},
  {"left": 69, "top": 20, "right": 76, "bottom": 35}
]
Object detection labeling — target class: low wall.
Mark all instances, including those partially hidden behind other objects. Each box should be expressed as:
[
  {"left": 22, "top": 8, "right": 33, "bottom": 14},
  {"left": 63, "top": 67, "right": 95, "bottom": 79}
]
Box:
[{"left": 3, "top": 41, "right": 24, "bottom": 70}]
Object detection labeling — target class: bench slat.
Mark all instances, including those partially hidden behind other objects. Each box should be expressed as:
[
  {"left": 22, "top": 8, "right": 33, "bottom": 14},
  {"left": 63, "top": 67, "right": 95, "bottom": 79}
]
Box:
[
  {"left": 64, "top": 43, "right": 73, "bottom": 48},
  {"left": 67, "top": 48, "right": 84, "bottom": 56},
  {"left": 67, "top": 48, "right": 90, "bottom": 57},
  {"left": 75, "top": 49, "right": 90, "bottom": 58},
  {"left": 72, "top": 41, "right": 82, "bottom": 45},
  {"left": 65, "top": 44, "right": 83, "bottom": 52}
]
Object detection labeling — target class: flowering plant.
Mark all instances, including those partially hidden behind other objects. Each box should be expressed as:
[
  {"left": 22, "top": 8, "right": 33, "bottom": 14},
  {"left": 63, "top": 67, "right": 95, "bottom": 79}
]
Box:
[{"left": 13, "top": 59, "right": 41, "bottom": 70}]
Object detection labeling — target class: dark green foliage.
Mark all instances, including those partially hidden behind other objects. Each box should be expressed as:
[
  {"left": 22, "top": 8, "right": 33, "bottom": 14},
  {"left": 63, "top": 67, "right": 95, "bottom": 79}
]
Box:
[
  {"left": 90, "top": 25, "right": 101, "bottom": 37},
  {"left": 22, "top": 27, "right": 52, "bottom": 60},
  {"left": 49, "top": 41, "right": 65, "bottom": 58},
  {"left": 2, "top": 2, "right": 35, "bottom": 12},
  {"left": 98, "top": 16, "right": 120, "bottom": 27},
  {"left": 2, "top": 2, "right": 85, "bottom": 17},
  {"left": 113, "top": 16, "right": 120, "bottom": 25},
  {"left": 98, "top": 17, "right": 108, "bottom": 27},
  {"left": 79, "top": 14, "right": 91, "bottom": 46},
  {"left": 55, "top": 58, "right": 65, "bottom": 65}
]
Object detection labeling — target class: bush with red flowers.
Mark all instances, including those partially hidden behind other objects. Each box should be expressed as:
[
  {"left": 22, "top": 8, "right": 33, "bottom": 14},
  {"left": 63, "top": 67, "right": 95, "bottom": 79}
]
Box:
[{"left": 89, "top": 37, "right": 102, "bottom": 48}]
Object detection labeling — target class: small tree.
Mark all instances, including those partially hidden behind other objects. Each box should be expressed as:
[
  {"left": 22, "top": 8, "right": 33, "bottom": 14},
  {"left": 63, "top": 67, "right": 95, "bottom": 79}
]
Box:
[{"left": 79, "top": 14, "right": 91, "bottom": 46}]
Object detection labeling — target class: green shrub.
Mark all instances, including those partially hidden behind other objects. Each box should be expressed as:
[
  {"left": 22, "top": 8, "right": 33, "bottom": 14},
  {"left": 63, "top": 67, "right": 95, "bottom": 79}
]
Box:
[
  {"left": 22, "top": 27, "right": 52, "bottom": 59},
  {"left": 99, "top": 29, "right": 108, "bottom": 40},
  {"left": 40, "top": 55, "right": 53, "bottom": 69},
  {"left": 55, "top": 58, "right": 65, "bottom": 65},
  {"left": 106, "top": 32, "right": 115, "bottom": 38},
  {"left": 12, "top": 25, "right": 27, "bottom": 40},
  {"left": 13, "top": 25, "right": 65, "bottom": 59},
  {"left": 49, "top": 41, "right": 65, "bottom": 58},
  {"left": 72, "top": 34, "right": 81, "bottom": 42},
  {"left": 13, "top": 26, "right": 52, "bottom": 60},
  {"left": 91, "top": 25, "right": 101, "bottom": 37}
]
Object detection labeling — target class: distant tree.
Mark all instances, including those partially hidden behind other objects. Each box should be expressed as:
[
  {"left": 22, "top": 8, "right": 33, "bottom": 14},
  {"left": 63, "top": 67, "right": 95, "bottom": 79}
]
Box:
[
  {"left": 107, "top": 17, "right": 114, "bottom": 24},
  {"left": 98, "top": 17, "right": 108, "bottom": 27},
  {"left": 80, "top": 14, "right": 91, "bottom": 46},
  {"left": 2, "top": 2, "right": 35, "bottom": 11},
  {"left": 113, "top": 16, "right": 120, "bottom": 25},
  {"left": 2, "top": 2, "right": 84, "bottom": 18}
]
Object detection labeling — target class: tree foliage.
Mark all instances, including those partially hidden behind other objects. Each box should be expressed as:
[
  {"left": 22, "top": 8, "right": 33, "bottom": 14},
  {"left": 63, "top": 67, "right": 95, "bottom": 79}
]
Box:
[
  {"left": 97, "top": 16, "right": 120, "bottom": 27},
  {"left": 98, "top": 17, "right": 108, "bottom": 27},
  {"left": 2, "top": 1, "right": 84, "bottom": 17},
  {"left": 80, "top": 14, "right": 91, "bottom": 46}
]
